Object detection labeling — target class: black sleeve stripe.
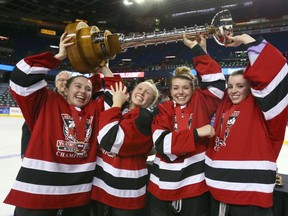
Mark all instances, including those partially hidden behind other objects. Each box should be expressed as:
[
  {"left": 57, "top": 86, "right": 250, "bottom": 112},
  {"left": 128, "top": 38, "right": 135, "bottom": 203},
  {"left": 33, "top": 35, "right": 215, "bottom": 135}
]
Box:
[
  {"left": 154, "top": 130, "right": 170, "bottom": 154},
  {"left": 254, "top": 73, "right": 288, "bottom": 112},
  {"left": 135, "top": 108, "right": 153, "bottom": 136},
  {"left": 191, "top": 44, "right": 206, "bottom": 57},
  {"left": 99, "top": 124, "right": 119, "bottom": 151},
  {"left": 10, "top": 67, "right": 46, "bottom": 88},
  {"left": 199, "top": 79, "right": 226, "bottom": 91},
  {"left": 104, "top": 91, "right": 113, "bottom": 107}
]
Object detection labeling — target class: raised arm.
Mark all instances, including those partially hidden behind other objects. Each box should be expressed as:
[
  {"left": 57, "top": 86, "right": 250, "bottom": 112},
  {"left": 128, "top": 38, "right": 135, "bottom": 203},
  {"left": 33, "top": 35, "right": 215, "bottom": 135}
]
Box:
[
  {"left": 9, "top": 32, "right": 74, "bottom": 130},
  {"left": 228, "top": 33, "right": 288, "bottom": 156},
  {"left": 183, "top": 32, "right": 226, "bottom": 119}
]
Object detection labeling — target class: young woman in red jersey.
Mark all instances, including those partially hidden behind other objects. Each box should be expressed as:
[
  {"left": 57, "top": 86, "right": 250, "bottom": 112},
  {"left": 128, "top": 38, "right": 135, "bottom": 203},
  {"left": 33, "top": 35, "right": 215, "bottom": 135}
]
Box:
[
  {"left": 91, "top": 65, "right": 159, "bottom": 215},
  {"left": 4, "top": 32, "right": 121, "bottom": 216},
  {"left": 147, "top": 33, "right": 226, "bottom": 216},
  {"left": 205, "top": 34, "right": 288, "bottom": 216}
]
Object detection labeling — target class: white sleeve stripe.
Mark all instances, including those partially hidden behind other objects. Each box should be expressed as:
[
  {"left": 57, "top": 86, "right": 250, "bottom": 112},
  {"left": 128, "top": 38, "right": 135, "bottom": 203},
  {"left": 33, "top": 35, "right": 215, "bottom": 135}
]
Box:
[
  {"left": 97, "top": 121, "right": 124, "bottom": 154},
  {"left": 10, "top": 80, "right": 47, "bottom": 96},
  {"left": 207, "top": 86, "right": 224, "bottom": 99},
  {"left": 153, "top": 129, "right": 178, "bottom": 161},
  {"left": 104, "top": 101, "right": 110, "bottom": 110},
  {"left": 263, "top": 94, "right": 288, "bottom": 120},
  {"left": 104, "top": 89, "right": 113, "bottom": 94},
  {"left": 163, "top": 133, "right": 178, "bottom": 161},
  {"left": 16, "top": 59, "right": 50, "bottom": 75},
  {"left": 251, "top": 63, "right": 287, "bottom": 98},
  {"left": 201, "top": 73, "right": 225, "bottom": 82},
  {"left": 110, "top": 126, "right": 124, "bottom": 154},
  {"left": 152, "top": 129, "right": 163, "bottom": 144},
  {"left": 97, "top": 121, "right": 118, "bottom": 143}
]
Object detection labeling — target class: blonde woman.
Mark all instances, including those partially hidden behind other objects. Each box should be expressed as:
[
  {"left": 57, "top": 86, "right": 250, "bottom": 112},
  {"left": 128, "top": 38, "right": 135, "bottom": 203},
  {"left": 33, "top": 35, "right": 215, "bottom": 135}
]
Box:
[
  {"left": 91, "top": 68, "right": 159, "bottom": 216},
  {"left": 147, "top": 33, "right": 226, "bottom": 216}
]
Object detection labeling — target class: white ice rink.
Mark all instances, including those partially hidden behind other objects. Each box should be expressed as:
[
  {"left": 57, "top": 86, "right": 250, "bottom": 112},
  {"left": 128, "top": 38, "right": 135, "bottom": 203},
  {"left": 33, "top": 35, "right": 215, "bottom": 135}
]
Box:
[{"left": 0, "top": 116, "right": 287, "bottom": 216}]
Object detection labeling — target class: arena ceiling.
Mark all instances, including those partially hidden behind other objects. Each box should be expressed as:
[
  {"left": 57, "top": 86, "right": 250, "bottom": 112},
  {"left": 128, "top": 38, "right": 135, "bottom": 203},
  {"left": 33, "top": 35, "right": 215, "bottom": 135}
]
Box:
[{"left": 0, "top": 0, "right": 288, "bottom": 36}]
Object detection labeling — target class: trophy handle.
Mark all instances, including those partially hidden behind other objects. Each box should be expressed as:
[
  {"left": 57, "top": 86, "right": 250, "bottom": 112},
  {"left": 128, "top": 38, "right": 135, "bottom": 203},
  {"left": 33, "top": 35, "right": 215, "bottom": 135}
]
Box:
[{"left": 65, "top": 9, "right": 233, "bottom": 73}]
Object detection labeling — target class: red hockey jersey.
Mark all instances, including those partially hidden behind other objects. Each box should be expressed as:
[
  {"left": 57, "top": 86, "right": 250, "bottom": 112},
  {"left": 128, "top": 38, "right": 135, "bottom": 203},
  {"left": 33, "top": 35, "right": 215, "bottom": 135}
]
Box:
[
  {"left": 147, "top": 45, "right": 226, "bottom": 201},
  {"left": 205, "top": 39, "right": 288, "bottom": 208},
  {"left": 4, "top": 52, "right": 104, "bottom": 209},
  {"left": 91, "top": 95, "right": 154, "bottom": 209}
]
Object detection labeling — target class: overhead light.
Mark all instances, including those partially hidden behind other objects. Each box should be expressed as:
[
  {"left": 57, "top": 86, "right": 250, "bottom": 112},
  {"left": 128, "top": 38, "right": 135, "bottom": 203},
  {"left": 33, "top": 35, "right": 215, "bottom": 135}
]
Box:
[
  {"left": 243, "top": 1, "right": 253, "bottom": 6},
  {"left": 135, "top": 0, "right": 145, "bottom": 4},
  {"left": 123, "top": 0, "right": 133, "bottom": 6},
  {"left": 97, "top": 20, "right": 107, "bottom": 24},
  {"left": 123, "top": 0, "right": 146, "bottom": 6},
  {"left": 122, "top": 58, "right": 132, "bottom": 62},
  {"left": 0, "top": 35, "right": 8, "bottom": 40},
  {"left": 165, "top": 55, "right": 176, "bottom": 59},
  {"left": 40, "top": 28, "right": 56, "bottom": 36}
]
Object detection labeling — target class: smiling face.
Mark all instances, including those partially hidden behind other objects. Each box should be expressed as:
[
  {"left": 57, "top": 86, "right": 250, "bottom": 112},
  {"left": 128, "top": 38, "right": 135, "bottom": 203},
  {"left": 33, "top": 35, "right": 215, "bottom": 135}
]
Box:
[
  {"left": 65, "top": 76, "right": 92, "bottom": 108},
  {"left": 170, "top": 77, "right": 193, "bottom": 106},
  {"left": 130, "top": 82, "right": 155, "bottom": 108},
  {"left": 227, "top": 74, "right": 250, "bottom": 104}
]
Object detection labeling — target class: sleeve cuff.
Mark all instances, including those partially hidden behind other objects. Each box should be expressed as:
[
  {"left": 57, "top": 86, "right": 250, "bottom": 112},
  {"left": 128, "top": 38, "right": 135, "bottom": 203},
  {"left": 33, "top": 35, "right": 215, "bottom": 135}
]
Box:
[
  {"left": 244, "top": 37, "right": 264, "bottom": 50},
  {"left": 191, "top": 44, "right": 206, "bottom": 57}
]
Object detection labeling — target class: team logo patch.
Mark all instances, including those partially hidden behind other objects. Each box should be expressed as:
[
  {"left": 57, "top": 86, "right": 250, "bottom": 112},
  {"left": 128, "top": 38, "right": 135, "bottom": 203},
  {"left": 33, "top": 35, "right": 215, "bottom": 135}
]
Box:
[
  {"left": 55, "top": 114, "right": 93, "bottom": 158},
  {"left": 214, "top": 111, "right": 239, "bottom": 151}
]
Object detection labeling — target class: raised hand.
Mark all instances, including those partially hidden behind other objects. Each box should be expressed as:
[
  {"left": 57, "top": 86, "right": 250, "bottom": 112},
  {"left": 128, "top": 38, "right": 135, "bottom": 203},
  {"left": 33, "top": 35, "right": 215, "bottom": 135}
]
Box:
[
  {"left": 225, "top": 34, "right": 256, "bottom": 47},
  {"left": 183, "top": 32, "right": 198, "bottom": 49},
  {"left": 111, "top": 82, "right": 128, "bottom": 108},
  {"left": 183, "top": 32, "right": 207, "bottom": 53},
  {"left": 54, "top": 32, "right": 74, "bottom": 61}
]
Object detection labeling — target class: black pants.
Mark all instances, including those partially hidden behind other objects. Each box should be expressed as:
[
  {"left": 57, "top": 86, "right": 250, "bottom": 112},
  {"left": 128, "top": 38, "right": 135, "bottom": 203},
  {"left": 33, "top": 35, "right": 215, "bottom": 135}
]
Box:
[
  {"left": 210, "top": 196, "right": 274, "bottom": 216},
  {"left": 91, "top": 200, "right": 145, "bottom": 216},
  {"left": 14, "top": 203, "right": 91, "bottom": 216},
  {"left": 148, "top": 191, "right": 211, "bottom": 216}
]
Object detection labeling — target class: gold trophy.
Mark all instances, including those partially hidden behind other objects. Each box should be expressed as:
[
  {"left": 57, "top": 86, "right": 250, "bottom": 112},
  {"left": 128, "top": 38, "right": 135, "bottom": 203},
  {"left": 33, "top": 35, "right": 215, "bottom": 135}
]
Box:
[{"left": 65, "top": 10, "right": 233, "bottom": 73}]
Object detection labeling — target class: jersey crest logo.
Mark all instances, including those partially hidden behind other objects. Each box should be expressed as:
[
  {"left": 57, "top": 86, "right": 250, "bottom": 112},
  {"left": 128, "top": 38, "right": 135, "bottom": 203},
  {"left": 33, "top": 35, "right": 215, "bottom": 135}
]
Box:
[
  {"left": 56, "top": 114, "right": 93, "bottom": 157},
  {"left": 214, "top": 111, "right": 239, "bottom": 151}
]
